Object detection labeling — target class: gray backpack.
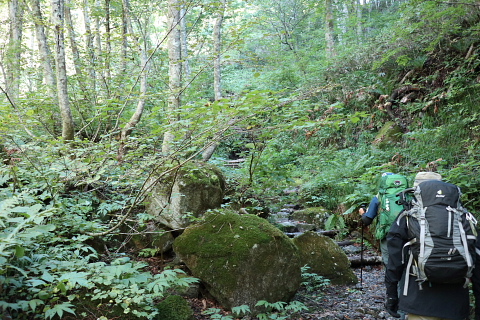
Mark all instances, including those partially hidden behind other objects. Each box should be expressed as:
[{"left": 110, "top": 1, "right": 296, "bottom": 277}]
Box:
[{"left": 398, "top": 180, "right": 477, "bottom": 295}]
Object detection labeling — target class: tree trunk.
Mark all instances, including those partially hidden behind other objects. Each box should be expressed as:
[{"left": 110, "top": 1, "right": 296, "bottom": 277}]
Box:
[
  {"left": 52, "top": 0, "right": 75, "bottom": 141},
  {"left": 162, "top": 0, "right": 182, "bottom": 154},
  {"left": 83, "top": 0, "right": 96, "bottom": 89},
  {"left": 104, "top": 0, "right": 112, "bottom": 81},
  {"left": 356, "top": 0, "right": 363, "bottom": 40},
  {"left": 202, "top": 0, "right": 226, "bottom": 162},
  {"left": 65, "top": 2, "right": 82, "bottom": 76},
  {"left": 118, "top": 38, "right": 149, "bottom": 160},
  {"left": 120, "top": 0, "right": 130, "bottom": 73},
  {"left": 213, "top": 0, "right": 225, "bottom": 102},
  {"left": 180, "top": 7, "right": 190, "bottom": 79},
  {"left": 29, "top": 0, "right": 56, "bottom": 94},
  {"left": 6, "top": 0, "right": 23, "bottom": 100},
  {"left": 325, "top": 0, "right": 335, "bottom": 57},
  {"left": 94, "top": 0, "right": 103, "bottom": 88}
]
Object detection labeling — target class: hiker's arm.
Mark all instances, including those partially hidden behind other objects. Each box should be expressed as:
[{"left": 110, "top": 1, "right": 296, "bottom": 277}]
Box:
[
  {"left": 360, "top": 196, "right": 379, "bottom": 226},
  {"left": 385, "top": 216, "right": 407, "bottom": 296}
]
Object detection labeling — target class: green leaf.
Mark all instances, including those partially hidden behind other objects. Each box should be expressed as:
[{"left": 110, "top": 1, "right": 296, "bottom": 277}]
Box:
[
  {"left": 29, "top": 299, "right": 44, "bottom": 311},
  {"left": 29, "top": 279, "right": 47, "bottom": 287},
  {"left": 41, "top": 272, "right": 55, "bottom": 283},
  {"left": 15, "top": 245, "right": 25, "bottom": 258},
  {"left": 57, "top": 282, "right": 67, "bottom": 294},
  {"left": 59, "top": 272, "right": 90, "bottom": 287}
]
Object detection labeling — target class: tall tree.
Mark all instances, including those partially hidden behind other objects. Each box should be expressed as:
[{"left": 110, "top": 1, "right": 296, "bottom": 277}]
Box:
[
  {"left": 64, "top": 2, "right": 83, "bottom": 77},
  {"left": 162, "top": 0, "right": 182, "bottom": 154},
  {"left": 28, "top": 0, "right": 56, "bottom": 95},
  {"left": 52, "top": 0, "right": 74, "bottom": 140},
  {"left": 325, "top": 0, "right": 336, "bottom": 57},
  {"left": 202, "top": 0, "right": 227, "bottom": 161},
  {"left": 118, "top": 0, "right": 151, "bottom": 160},
  {"left": 356, "top": 0, "right": 363, "bottom": 40},
  {"left": 6, "top": 0, "right": 24, "bottom": 100}
]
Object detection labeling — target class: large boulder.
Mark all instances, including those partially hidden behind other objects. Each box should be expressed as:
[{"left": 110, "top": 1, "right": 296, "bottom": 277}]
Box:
[
  {"left": 145, "top": 161, "right": 225, "bottom": 229},
  {"left": 292, "top": 231, "right": 357, "bottom": 285},
  {"left": 173, "top": 210, "right": 302, "bottom": 311}
]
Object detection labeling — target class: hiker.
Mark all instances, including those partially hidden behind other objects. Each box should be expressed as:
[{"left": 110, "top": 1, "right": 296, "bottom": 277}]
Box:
[
  {"left": 472, "top": 239, "right": 480, "bottom": 320},
  {"left": 384, "top": 179, "right": 477, "bottom": 320},
  {"left": 359, "top": 172, "right": 408, "bottom": 266}
]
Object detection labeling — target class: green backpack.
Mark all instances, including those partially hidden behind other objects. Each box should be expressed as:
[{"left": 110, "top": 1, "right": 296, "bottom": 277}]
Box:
[{"left": 375, "top": 173, "right": 409, "bottom": 240}]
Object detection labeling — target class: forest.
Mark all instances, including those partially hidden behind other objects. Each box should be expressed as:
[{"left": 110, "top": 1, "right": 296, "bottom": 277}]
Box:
[{"left": 1, "top": 0, "right": 480, "bottom": 319}]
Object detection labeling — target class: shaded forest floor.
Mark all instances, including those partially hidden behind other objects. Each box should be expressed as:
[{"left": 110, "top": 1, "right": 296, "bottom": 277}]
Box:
[{"left": 140, "top": 245, "right": 400, "bottom": 320}]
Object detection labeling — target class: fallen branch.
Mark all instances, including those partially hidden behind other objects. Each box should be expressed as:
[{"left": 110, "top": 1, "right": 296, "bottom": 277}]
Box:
[{"left": 349, "top": 255, "right": 382, "bottom": 267}]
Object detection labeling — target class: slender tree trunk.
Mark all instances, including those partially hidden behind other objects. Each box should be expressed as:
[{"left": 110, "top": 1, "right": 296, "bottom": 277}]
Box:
[
  {"left": 94, "top": 0, "right": 104, "bottom": 88},
  {"left": 83, "top": 0, "right": 96, "bottom": 90},
  {"left": 29, "top": 0, "right": 56, "bottom": 94},
  {"left": 6, "top": 0, "right": 23, "bottom": 100},
  {"left": 180, "top": 7, "right": 190, "bottom": 79},
  {"left": 325, "top": 0, "right": 336, "bottom": 57},
  {"left": 52, "top": 0, "right": 75, "bottom": 140},
  {"left": 104, "top": 0, "right": 112, "bottom": 81},
  {"left": 118, "top": 46, "right": 148, "bottom": 160},
  {"left": 65, "top": 2, "right": 82, "bottom": 76},
  {"left": 121, "top": 0, "right": 128, "bottom": 73},
  {"left": 118, "top": 3, "right": 150, "bottom": 159},
  {"left": 202, "top": 0, "right": 226, "bottom": 162},
  {"left": 213, "top": 0, "right": 225, "bottom": 102},
  {"left": 356, "top": 0, "right": 363, "bottom": 40},
  {"left": 162, "top": 0, "right": 182, "bottom": 154}
]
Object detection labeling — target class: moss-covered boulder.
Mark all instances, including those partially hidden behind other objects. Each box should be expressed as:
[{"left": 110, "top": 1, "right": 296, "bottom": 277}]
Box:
[
  {"left": 155, "top": 295, "right": 194, "bottom": 320},
  {"left": 145, "top": 161, "right": 226, "bottom": 229},
  {"left": 372, "top": 121, "right": 402, "bottom": 148},
  {"left": 291, "top": 207, "right": 330, "bottom": 229},
  {"left": 173, "top": 210, "right": 302, "bottom": 311},
  {"left": 292, "top": 232, "right": 357, "bottom": 285}
]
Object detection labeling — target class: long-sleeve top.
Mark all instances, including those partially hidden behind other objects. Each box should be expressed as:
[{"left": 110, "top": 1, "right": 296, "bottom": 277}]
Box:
[{"left": 361, "top": 196, "right": 379, "bottom": 226}]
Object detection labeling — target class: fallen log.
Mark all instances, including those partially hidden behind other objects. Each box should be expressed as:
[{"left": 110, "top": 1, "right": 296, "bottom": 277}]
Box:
[
  {"left": 336, "top": 240, "right": 355, "bottom": 247},
  {"left": 348, "top": 255, "right": 383, "bottom": 267},
  {"left": 317, "top": 230, "right": 338, "bottom": 237}
]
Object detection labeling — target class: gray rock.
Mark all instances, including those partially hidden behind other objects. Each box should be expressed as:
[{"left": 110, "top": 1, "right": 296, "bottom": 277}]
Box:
[{"left": 144, "top": 161, "right": 225, "bottom": 229}]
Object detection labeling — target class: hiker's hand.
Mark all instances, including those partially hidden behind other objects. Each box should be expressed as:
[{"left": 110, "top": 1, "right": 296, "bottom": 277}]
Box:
[{"left": 385, "top": 296, "right": 400, "bottom": 318}]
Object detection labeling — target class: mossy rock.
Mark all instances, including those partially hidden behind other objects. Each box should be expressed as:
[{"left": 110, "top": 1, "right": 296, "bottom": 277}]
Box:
[
  {"left": 372, "top": 121, "right": 403, "bottom": 148},
  {"left": 292, "top": 231, "right": 357, "bottom": 285},
  {"left": 144, "top": 161, "right": 226, "bottom": 229},
  {"left": 155, "top": 295, "right": 194, "bottom": 320},
  {"left": 173, "top": 210, "right": 302, "bottom": 311},
  {"left": 291, "top": 207, "right": 330, "bottom": 228}
]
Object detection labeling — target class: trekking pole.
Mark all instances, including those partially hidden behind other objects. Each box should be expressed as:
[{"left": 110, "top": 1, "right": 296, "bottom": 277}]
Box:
[
  {"left": 360, "top": 219, "right": 364, "bottom": 290},
  {"left": 359, "top": 204, "right": 366, "bottom": 290}
]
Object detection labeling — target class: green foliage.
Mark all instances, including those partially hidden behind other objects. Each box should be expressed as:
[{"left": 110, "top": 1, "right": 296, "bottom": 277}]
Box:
[
  {"left": 440, "top": 156, "right": 480, "bottom": 214},
  {"left": 0, "top": 137, "right": 200, "bottom": 319},
  {"left": 155, "top": 295, "right": 194, "bottom": 320},
  {"left": 324, "top": 213, "right": 346, "bottom": 233},
  {"left": 2, "top": 2, "right": 480, "bottom": 319},
  {"left": 300, "top": 265, "right": 331, "bottom": 293},
  {"left": 297, "top": 149, "right": 380, "bottom": 211},
  {"left": 203, "top": 300, "right": 308, "bottom": 320}
]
